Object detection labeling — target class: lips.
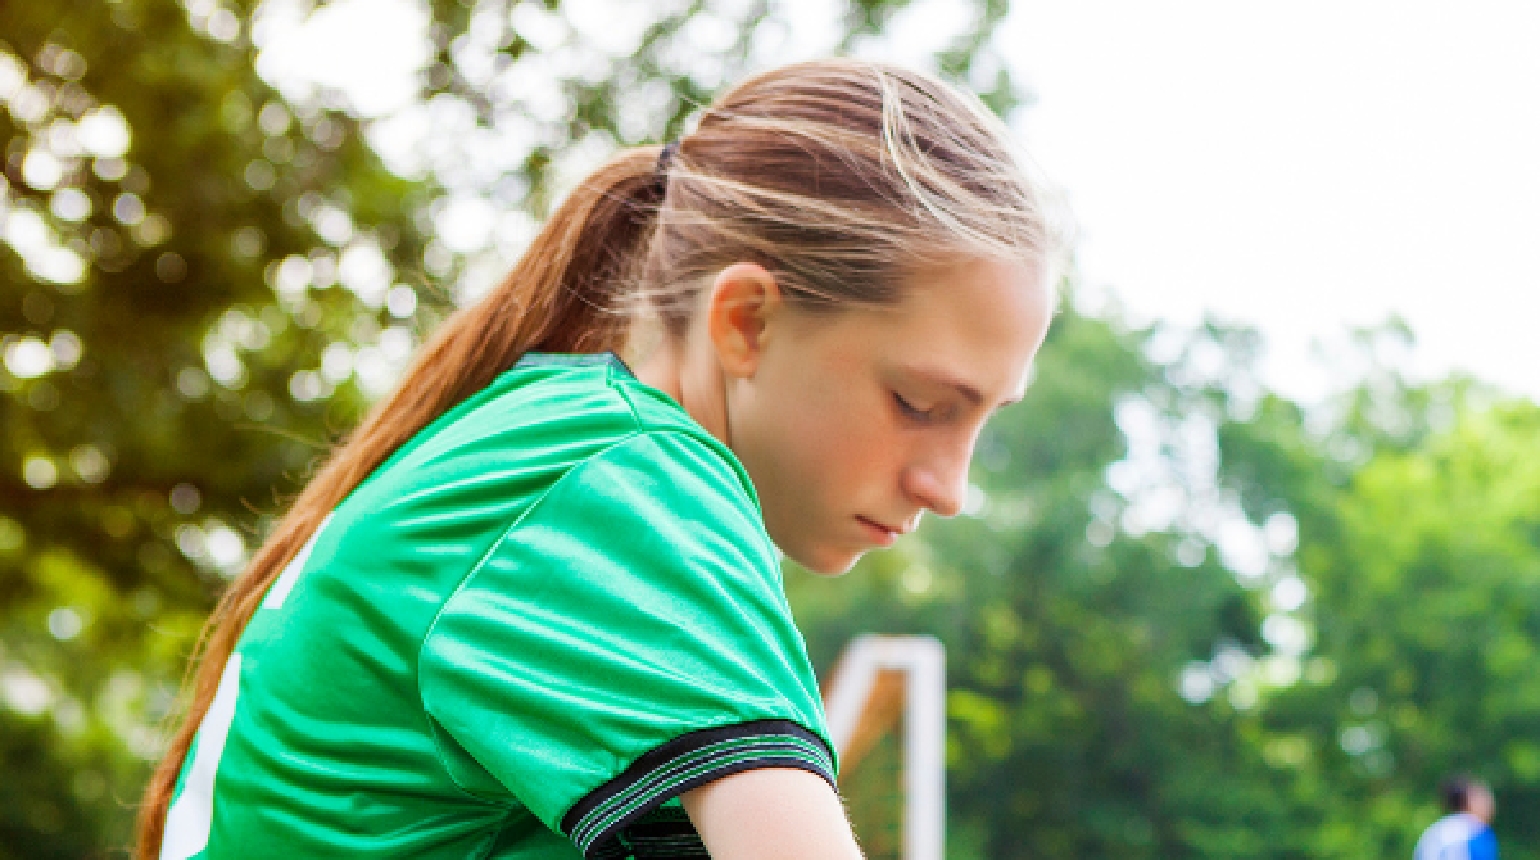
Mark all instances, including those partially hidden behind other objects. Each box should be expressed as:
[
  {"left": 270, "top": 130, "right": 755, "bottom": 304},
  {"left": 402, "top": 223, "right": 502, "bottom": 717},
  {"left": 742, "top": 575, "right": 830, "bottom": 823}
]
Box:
[{"left": 857, "top": 516, "right": 903, "bottom": 546}]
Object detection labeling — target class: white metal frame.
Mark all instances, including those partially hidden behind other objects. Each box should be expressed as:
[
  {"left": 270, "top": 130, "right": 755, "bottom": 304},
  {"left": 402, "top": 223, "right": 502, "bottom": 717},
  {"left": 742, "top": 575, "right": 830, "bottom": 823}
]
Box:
[{"left": 823, "top": 634, "right": 946, "bottom": 860}]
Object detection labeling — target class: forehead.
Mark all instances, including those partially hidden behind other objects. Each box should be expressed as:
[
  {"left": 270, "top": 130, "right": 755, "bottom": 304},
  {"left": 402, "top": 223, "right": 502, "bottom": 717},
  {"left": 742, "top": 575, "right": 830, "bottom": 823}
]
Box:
[{"left": 825, "top": 256, "right": 1052, "bottom": 398}]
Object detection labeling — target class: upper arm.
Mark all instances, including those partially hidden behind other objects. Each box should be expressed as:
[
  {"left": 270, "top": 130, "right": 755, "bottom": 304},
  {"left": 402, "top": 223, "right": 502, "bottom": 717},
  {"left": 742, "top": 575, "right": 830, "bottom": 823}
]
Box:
[
  {"left": 682, "top": 768, "right": 864, "bottom": 860},
  {"left": 417, "top": 431, "right": 837, "bottom": 855}
]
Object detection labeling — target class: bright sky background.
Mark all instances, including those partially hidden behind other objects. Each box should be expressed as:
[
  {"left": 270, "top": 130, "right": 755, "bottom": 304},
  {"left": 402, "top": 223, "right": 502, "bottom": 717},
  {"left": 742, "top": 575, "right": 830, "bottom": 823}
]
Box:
[
  {"left": 257, "top": 0, "right": 1540, "bottom": 404},
  {"left": 999, "top": 2, "right": 1540, "bottom": 403}
]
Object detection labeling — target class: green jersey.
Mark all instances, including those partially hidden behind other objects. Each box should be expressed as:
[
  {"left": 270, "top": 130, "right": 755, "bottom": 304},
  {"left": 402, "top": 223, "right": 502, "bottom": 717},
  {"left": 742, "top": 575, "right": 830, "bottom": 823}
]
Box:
[{"left": 159, "top": 353, "right": 835, "bottom": 859}]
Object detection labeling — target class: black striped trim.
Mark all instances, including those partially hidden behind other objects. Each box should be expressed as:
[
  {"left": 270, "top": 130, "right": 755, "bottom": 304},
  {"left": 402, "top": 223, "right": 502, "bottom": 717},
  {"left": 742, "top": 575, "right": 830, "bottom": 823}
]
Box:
[
  {"left": 627, "top": 805, "right": 710, "bottom": 858},
  {"left": 560, "top": 720, "right": 836, "bottom": 858}
]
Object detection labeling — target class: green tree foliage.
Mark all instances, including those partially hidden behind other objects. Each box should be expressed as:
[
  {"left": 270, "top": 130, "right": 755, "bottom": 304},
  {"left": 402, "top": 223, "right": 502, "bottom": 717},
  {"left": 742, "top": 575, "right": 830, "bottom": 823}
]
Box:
[
  {"left": 1229, "top": 372, "right": 1540, "bottom": 858},
  {"left": 795, "top": 317, "right": 1540, "bottom": 858},
  {"left": 2, "top": 1, "right": 431, "bottom": 853}
]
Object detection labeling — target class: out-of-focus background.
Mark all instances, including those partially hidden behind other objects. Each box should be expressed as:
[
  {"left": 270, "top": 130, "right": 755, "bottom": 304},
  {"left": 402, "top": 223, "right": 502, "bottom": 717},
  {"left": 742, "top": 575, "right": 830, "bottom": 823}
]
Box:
[{"left": 2, "top": 1, "right": 1538, "bottom": 857}]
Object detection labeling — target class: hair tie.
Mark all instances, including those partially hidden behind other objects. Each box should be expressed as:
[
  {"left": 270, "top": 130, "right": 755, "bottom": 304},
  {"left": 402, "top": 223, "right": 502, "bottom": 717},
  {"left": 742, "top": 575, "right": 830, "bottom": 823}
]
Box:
[{"left": 654, "top": 141, "right": 679, "bottom": 195}]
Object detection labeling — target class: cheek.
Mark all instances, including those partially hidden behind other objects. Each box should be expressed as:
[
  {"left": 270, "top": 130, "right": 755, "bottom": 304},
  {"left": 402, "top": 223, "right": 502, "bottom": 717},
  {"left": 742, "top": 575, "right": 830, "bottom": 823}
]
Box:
[
  {"left": 768, "top": 399, "right": 859, "bottom": 487},
  {"left": 788, "top": 395, "right": 894, "bottom": 499},
  {"left": 746, "top": 341, "right": 901, "bottom": 521}
]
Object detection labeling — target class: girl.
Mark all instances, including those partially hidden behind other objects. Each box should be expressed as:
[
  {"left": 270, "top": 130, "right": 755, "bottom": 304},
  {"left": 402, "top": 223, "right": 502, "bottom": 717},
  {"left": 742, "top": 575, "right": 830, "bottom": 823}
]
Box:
[{"left": 138, "top": 59, "right": 1057, "bottom": 859}]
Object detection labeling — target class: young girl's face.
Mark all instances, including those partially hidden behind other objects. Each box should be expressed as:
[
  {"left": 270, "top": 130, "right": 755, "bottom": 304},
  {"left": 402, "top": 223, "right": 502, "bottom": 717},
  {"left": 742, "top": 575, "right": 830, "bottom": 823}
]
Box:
[{"left": 730, "top": 255, "right": 1054, "bottom": 574}]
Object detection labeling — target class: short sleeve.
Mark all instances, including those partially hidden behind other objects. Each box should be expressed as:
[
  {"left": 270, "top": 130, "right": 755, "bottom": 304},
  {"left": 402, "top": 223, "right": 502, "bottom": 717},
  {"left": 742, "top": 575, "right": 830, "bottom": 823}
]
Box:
[
  {"left": 1471, "top": 827, "right": 1499, "bottom": 860},
  {"left": 418, "top": 430, "right": 835, "bottom": 857}
]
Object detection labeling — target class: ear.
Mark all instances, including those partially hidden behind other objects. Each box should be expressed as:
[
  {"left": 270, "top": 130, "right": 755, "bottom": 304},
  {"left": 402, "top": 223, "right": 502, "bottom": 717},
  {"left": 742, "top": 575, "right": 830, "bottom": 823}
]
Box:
[{"left": 704, "top": 262, "right": 782, "bottom": 379}]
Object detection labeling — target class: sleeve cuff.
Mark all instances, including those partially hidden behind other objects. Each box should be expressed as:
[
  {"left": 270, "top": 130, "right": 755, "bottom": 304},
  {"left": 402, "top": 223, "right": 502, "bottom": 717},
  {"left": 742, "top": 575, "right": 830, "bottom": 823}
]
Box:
[{"left": 560, "top": 719, "right": 837, "bottom": 858}]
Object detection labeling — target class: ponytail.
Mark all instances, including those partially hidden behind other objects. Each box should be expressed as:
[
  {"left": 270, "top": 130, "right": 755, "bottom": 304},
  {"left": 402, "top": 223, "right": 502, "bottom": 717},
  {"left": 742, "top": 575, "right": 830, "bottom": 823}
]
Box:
[{"left": 135, "top": 146, "right": 667, "bottom": 857}]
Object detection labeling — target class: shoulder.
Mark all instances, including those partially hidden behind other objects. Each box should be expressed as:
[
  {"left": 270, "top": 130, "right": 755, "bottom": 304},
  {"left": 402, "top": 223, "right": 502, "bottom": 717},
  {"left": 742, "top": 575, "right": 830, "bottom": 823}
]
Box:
[
  {"left": 1470, "top": 821, "right": 1499, "bottom": 860},
  {"left": 1417, "top": 814, "right": 1492, "bottom": 859},
  {"left": 395, "top": 353, "right": 648, "bottom": 471},
  {"left": 368, "top": 352, "right": 738, "bottom": 499},
  {"left": 348, "top": 353, "right": 707, "bottom": 526},
  {"left": 481, "top": 353, "right": 767, "bottom": 550},
  {"left": 510, "top": 426, "right": 774, "bottom": 583}
]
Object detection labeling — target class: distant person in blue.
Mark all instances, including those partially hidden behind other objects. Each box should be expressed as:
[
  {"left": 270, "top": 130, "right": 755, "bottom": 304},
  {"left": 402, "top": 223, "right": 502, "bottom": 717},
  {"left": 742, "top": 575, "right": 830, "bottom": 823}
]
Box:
[{"left": 1414, "top": 774, "right": 1498, "bottom": 860}]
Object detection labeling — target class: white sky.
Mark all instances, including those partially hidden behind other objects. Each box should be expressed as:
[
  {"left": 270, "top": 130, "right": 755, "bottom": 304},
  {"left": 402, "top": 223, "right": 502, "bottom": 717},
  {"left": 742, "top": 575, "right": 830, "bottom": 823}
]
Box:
[
  {"left": 257, "top": 0, "right": 1540, "bottom": 404},
  {"left": 999, "top": 2, "right": 1540, "bottom": 402}
]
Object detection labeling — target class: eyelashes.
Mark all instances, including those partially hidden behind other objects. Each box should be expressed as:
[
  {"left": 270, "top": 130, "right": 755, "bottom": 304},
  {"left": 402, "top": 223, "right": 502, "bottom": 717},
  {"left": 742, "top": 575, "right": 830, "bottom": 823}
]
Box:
[{"left": 892, "top": 391, "right": 939, "bottom": 423}]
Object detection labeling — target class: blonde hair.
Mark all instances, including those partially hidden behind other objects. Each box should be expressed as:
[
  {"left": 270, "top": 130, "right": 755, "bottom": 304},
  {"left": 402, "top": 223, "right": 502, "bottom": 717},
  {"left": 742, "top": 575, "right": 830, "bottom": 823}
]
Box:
[{"left": 137, "top": 57, "right": 1056, "bottom": 856}]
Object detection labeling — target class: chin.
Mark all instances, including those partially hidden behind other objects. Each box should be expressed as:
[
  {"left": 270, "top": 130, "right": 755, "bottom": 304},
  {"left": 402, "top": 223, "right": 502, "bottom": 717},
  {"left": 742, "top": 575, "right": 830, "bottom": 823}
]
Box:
[{"left": 791, "top": 545, "right": 865, "bottom": 577}]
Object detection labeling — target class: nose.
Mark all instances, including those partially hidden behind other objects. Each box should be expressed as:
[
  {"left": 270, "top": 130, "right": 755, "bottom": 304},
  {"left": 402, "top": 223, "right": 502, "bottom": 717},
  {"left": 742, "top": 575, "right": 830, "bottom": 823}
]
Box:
[{"left": 903, "top": 438, "right": 972, "bottom": 518}]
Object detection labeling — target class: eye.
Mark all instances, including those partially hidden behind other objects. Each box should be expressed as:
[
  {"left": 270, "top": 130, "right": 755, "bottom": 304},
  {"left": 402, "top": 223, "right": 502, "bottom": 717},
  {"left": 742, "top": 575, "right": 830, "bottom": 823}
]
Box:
[{"left": 892, "top": 391, "right": 939, "bottom": 423}]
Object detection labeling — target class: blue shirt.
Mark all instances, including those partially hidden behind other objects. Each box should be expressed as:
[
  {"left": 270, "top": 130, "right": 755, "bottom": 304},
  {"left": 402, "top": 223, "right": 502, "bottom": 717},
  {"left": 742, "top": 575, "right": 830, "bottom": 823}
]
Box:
[{"left": 1414, "top": 813, "right": 1498, "bottom": 860}]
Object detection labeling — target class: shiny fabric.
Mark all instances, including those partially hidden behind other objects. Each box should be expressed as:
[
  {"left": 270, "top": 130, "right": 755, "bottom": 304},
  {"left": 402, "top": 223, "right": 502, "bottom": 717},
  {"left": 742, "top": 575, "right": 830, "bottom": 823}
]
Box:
[{"left": 160, "top": 353, "right": 832, "bottom": 859}]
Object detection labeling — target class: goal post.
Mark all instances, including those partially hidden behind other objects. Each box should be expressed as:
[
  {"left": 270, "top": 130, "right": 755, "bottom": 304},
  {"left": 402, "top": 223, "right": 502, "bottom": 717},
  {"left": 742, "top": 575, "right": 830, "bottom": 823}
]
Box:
[{"left": 823, "top": 635, "right": 946, "bottom": 860}]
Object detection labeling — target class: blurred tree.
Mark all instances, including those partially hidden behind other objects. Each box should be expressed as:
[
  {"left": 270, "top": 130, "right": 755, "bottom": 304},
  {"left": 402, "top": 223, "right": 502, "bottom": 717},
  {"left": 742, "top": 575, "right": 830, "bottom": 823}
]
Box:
[
  {"left": 3, "top": 1, "right": 425, "bottom": 853},
  {"left": 793, "top": 317, "right": 1540, "bottom": 859},
  {"left": 0, "top": 0, "right": 1024, "bottom": 854},
  {"left": 1232, "top": 373, "right": 1540, "bottom": 859}
]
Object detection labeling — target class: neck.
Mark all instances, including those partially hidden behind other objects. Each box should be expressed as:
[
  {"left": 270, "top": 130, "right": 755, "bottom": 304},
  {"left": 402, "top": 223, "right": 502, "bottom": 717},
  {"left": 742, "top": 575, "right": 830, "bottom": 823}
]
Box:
[{"left": 631, "top": 333, "right": 731, "bottom": 447}]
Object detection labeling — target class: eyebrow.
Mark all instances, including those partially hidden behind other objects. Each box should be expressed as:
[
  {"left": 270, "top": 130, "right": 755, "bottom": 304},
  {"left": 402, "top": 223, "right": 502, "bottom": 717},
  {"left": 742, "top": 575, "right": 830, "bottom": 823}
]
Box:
[{"left": 902, "top": 365, "right": 1025, "bottom": 408}]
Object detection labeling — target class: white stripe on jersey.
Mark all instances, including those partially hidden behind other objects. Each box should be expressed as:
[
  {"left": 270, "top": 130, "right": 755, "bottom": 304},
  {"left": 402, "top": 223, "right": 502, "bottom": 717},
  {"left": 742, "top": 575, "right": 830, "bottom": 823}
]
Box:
[{"left": 262, "top": 514, "right": 333, "bottom": 610}]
